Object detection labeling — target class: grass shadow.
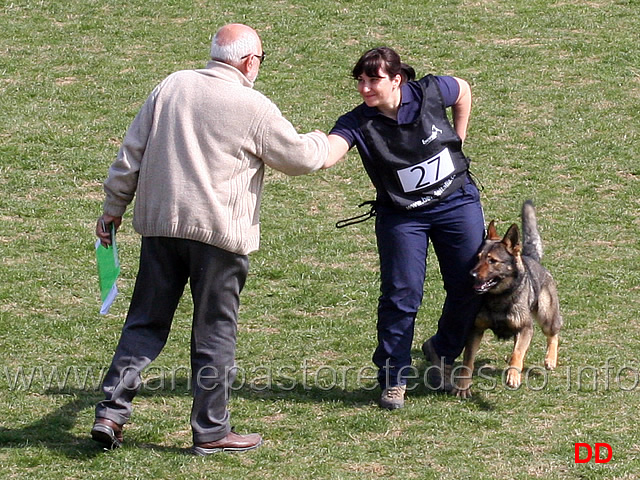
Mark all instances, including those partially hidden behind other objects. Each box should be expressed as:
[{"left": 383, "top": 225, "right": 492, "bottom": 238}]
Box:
[{"left": 232, "top": 380, "right": 379, "bottom": 407}]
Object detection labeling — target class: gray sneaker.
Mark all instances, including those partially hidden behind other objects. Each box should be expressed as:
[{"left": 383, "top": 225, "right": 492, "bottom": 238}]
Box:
[{"left": 379, "top": 385, "right": 406, "bottom": 409}]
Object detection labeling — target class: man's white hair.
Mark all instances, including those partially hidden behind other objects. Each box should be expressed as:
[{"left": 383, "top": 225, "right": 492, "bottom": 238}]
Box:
[{"left": 210, "top": 30, "right": 258, "bottom": 65}]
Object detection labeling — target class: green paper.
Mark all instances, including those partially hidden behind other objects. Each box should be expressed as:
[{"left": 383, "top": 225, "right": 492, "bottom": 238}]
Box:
[{"left": 95, "top": 223, "right": 120, "bottom": 314}]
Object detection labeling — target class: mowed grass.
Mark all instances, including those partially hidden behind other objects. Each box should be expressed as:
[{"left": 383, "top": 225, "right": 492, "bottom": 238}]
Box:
[{"left": 1, "top": 0, "right": 639, "bottom": 479}]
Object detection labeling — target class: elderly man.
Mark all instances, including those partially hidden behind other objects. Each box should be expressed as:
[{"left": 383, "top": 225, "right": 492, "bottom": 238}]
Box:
[{"left": 91, "top": 23, "right": 328, "bottom": 455}]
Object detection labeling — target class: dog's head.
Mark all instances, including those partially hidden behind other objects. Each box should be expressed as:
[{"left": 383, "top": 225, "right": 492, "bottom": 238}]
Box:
[{"left": 471, "top": 221, "right": 521, "bottom": 294}]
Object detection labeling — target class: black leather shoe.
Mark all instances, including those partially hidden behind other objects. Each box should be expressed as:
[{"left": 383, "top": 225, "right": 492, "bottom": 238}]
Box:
[
  {"left": 192, "top": 431, "right": 263, "bottom": 455},
  {"left": 91, "top": 417, "right": 123, "bottom": 449}
]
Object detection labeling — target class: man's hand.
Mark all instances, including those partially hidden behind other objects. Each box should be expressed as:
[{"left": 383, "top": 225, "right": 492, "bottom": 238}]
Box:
[{"left": 96, "top": 214, "right": 122, "bottom": 247}]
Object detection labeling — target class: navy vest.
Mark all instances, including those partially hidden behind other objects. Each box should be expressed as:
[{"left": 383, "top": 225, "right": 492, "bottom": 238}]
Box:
[{"left": 356, "top": 75, "right": 470, "bottom": 210}]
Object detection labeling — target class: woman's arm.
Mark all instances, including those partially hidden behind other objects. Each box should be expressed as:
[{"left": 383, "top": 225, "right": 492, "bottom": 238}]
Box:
[
  {"left": 451, "top": 77, "right": 472, "bottom": 143},
  {"left": 322, "top": 134, "right": 351, "bottom": 169}
]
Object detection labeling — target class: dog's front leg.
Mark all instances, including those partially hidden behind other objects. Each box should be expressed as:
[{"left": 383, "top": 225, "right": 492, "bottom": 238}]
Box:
[
  {"left": 454, "top": 328, "right": 485, "bottom": 399},
  {"left": 506, "top": 326, "right": 534, "bottom": 389}
]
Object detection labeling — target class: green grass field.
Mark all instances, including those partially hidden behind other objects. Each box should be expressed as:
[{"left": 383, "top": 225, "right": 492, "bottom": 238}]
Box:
[{"left": 1, "top": 0, "right": 639, "bottom": 478}]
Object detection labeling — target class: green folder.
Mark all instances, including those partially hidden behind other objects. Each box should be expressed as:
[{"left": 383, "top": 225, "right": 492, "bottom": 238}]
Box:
[{"left": 95, "top": 223, "right": 120, "bottom": 314}]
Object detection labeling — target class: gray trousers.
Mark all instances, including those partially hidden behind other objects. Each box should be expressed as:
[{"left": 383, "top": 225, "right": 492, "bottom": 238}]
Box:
[{"left": 95, "top": 236, "right": 248, "bottom": 444}]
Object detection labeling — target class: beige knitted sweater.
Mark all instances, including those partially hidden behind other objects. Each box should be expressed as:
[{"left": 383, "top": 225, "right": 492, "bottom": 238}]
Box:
[{"left": 103, "top": 61, "right": 329, "bottom": 254}]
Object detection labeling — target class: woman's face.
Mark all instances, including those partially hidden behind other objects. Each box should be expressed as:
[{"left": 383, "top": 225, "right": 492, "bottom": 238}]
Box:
[{"left": 356, "top": 67, "right": 401, "bottom": 109}]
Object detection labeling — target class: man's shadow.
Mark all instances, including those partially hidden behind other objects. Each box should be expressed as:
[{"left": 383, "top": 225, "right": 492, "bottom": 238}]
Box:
[
  {"left": 0, "top": 387, "right": 188, "bottom": 458},
  {"left": 0, "top": 359, "right": 500, "bottom": 458},
  {"left": 0, "top": 391, "right": 108, "bottom": 459},
  {"left": 0, "top": 376, "right": 377, "bottom": 459}
]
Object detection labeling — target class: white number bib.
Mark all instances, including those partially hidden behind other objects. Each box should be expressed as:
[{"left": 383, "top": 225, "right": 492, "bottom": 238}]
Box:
[{"left": 396, "top": 148, "right": 456, "bottom": 193}]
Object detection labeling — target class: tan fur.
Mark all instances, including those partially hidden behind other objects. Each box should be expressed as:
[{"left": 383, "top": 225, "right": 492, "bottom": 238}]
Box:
[{"left": 454, "top": 202, "right": 563, "bottom": 398}]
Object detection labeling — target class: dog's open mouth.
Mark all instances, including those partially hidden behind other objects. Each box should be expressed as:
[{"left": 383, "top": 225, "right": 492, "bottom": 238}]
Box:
[{"left": 474, "top": 278, "right": 500, "bottom": 294}]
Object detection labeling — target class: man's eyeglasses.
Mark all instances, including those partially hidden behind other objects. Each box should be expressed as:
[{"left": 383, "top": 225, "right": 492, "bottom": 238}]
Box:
[{"left": 242, "top": 52, "right": 266, "bottom": 65}]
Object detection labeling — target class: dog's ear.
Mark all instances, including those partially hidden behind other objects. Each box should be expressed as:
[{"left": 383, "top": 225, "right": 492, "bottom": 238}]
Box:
[
  {"left": 502, "top": 223, "right": 521, "bottom": 255},
  {"left": 487, "top": 220, "right": 500, "bottom": 240}
]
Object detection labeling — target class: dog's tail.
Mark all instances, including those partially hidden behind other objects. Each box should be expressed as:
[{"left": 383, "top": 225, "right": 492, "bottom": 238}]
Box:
[{"left": 521, "top": 200, "right": 543, "bottom": 262}]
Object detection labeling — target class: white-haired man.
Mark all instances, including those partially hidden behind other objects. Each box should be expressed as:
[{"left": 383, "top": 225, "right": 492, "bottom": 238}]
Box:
[{"left": 91, "top": 23, "right": 328, "bottom": 455}]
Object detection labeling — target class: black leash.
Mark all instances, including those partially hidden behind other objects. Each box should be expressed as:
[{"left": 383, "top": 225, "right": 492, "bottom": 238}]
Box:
[
  {"left": 335, "top": 171, "right": 483, "bottom": 229},
  {"left": 336, "top": 201, "right": 377, "bottom": 228},
  {"left": 468, "top": 167, "right": 484, "bottom": 192}
]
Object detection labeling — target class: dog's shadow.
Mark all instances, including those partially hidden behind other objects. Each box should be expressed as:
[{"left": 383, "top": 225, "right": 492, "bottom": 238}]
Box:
[{"left": 408, "top": 352, "right": 504, "bottom": 411}]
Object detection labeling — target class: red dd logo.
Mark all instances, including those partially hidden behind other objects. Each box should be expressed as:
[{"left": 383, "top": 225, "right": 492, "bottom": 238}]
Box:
[{"left": 574, "top": 443, "right": 613, "bottom": 463}]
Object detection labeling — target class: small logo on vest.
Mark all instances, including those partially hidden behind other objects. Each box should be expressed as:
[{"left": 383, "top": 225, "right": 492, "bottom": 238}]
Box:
[{"left": 422, "top": 125, "right": 443, "bottom": 145}]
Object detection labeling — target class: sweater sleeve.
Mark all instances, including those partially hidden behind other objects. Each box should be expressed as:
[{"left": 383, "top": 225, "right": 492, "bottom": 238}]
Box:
[
  {"left": 258, "top": 102, "right": 329, "bottom": 176},
  {"left": 102, "top": 86, "right": 158, "bottom": 216}
]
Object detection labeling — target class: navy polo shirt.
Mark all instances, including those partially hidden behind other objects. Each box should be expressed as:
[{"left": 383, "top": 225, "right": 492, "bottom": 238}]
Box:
[{"left": 329, "top": 76, "right": 460, "bottom": 160}]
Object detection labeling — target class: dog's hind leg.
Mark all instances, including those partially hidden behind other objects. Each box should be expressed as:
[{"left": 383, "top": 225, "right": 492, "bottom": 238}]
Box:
[
  {"left": 544, "top": 333, "right": 559, "bottom": 370},
  {"left": 506, "top": 325, "right": 534, "bottom": 389},
  {"left": 536, "top": 284, "right": 562, "bottom": 370}
]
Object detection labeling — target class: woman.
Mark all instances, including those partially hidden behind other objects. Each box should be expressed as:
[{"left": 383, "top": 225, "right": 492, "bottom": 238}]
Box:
[{"left": 324, "top": 47, "right": 485, "bottom": 409}]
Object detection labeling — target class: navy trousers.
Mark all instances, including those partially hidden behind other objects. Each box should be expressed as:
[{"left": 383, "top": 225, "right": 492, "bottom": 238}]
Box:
[
  {"left": 95, "top": 236, "right": 248, "bottom": 444},
  {"left": 373, "top": 182, "right": 485, "bottom": 388}
]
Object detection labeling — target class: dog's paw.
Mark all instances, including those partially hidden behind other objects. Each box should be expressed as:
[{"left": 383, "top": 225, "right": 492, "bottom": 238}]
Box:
[
  {"left": 544, "top": 357, "right": 557, "bottom": 370},
  {"left": 505, "top": 368, "right": 522, "bottom": 389},
  {"left": 452, "top": 377, "right": 473, "bottom": 399},
  {"left": 453, "top": 386, "right": 473, "bottom": 399}
]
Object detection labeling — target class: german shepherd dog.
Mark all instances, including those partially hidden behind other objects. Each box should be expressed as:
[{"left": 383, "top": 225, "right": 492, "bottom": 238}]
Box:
[{"left": 454, "top": 201, "right": 563, "bottom": 398}]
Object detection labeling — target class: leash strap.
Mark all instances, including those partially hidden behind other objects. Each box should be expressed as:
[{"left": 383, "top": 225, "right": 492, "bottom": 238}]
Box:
[
  {"left": 336, "top": 201, "right": 377, "bottom": 228},
  {"left": 468, "top": 167, "right": 484, "bottom": 192}
]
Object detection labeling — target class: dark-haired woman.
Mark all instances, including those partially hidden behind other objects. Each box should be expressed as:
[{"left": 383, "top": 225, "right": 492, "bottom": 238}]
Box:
[{"left": 324, "top": 47, "right": 485, "bottom": 409}]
